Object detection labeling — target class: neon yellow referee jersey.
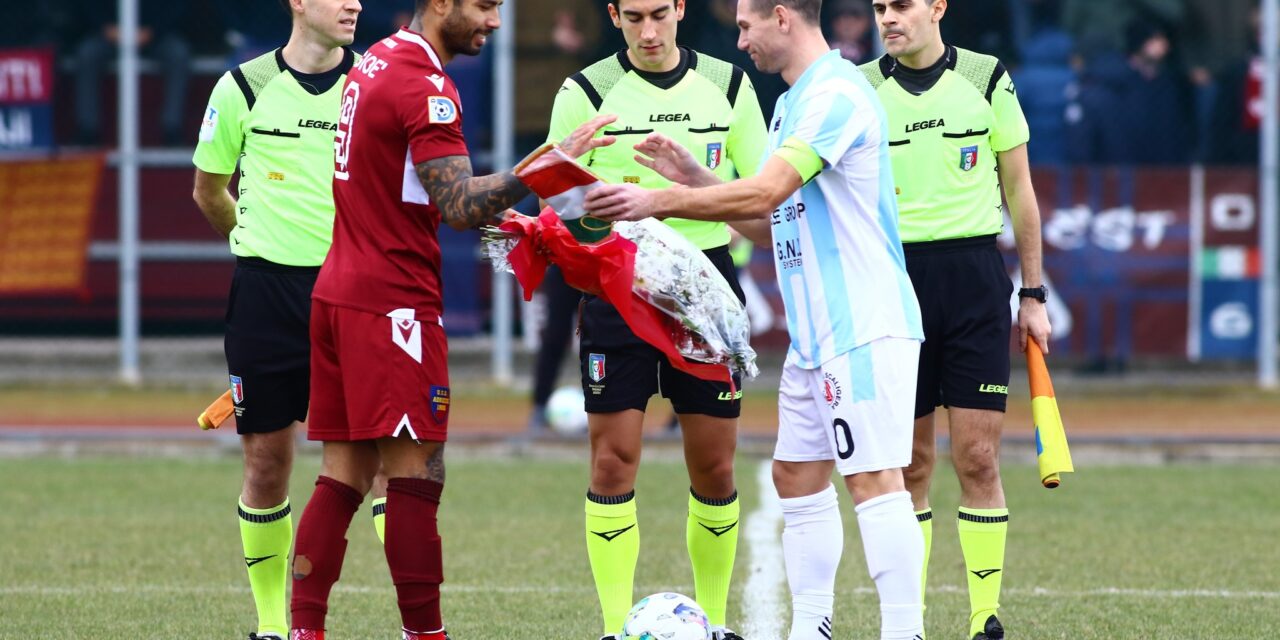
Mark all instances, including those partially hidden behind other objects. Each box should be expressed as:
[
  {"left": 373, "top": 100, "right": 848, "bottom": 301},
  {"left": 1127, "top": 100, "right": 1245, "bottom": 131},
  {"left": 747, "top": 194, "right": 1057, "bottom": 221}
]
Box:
[
  {"left": 547, "top": 48, "right": 768, "bottom": 250},
  {"left": 860, "top": 45, "right": 1029, "bottom": 243},
  {"left": 193, "top": 48, "right": 356, "bottom": 266}
]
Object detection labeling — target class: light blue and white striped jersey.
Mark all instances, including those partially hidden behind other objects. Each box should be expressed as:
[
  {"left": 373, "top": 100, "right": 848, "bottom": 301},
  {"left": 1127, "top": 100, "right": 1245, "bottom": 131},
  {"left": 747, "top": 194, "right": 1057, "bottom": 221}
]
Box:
[{"left": 766, "top": 50, "right": 923, "bottom": 369}]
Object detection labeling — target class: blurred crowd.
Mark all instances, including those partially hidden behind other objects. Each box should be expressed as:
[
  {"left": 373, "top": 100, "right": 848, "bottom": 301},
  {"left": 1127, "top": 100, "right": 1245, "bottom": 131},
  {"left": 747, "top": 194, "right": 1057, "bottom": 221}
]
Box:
[{"left": 0, "top": 0, "right": 1269, "bottom": 165}]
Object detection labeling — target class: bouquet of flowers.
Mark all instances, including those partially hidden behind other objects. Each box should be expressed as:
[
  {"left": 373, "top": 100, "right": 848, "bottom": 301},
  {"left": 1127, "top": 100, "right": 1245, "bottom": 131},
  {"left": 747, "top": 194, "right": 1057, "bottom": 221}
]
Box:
[{"left": 483, "top": 144, "right": 758, "bottom": 382}]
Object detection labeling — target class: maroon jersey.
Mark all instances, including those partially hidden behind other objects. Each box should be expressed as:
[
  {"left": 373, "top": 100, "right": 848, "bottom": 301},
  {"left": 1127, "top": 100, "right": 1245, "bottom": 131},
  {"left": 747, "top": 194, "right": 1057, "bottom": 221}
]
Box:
[{"left": 314, "top": 28, "right": 467, "bottom": 318}]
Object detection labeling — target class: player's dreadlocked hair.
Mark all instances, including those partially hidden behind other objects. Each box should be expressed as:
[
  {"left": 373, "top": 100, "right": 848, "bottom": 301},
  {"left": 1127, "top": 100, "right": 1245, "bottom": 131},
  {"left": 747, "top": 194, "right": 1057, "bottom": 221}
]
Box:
[{"left": 748, "top": 0, "right": 822, "bottom": 24}]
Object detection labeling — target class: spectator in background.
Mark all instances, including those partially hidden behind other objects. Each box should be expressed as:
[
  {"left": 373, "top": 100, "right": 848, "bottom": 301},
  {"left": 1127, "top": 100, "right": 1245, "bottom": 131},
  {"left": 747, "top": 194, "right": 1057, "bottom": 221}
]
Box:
[
  {"left": 1181, "top": 0, "right": 1257, "bottom": 160},
  {"left": 693, "top": 0, "right": 787, "bottom": 120},
  {"left": 941, "top": 0, "right": 1017, "bottom": 64},
  {"left": 1016, "top": 28, "right": 1075, "bottom": 166},
  {"left": 826, "top": 0, "right": 875, "bottom": 65},
  {"left": 352, "top": 0, "right": 414, "bottom": 51},
  {"left": 0, "top": 1, "right": 64, "bottom": 48},
  {"left": 513, "top": 0, "right": 600, "bottom": 155},
  {"left": 1062, "top": 0, "right": 1184, "bottom": 61},
  {"left": 1209, "top": 6, "right": 1266, "bottom": 165},
  {"left": 72, "top": 1, "right": 191, "bottom": 146},
  {"left": 1119, "top": 20, "right": 1193, "bottom": 165},
  {"left": 1064, "top": 35, "right": 1130, "bottom": 168},
  {"left": 224, "top": 0, "right": 292, "bottom": 62}
]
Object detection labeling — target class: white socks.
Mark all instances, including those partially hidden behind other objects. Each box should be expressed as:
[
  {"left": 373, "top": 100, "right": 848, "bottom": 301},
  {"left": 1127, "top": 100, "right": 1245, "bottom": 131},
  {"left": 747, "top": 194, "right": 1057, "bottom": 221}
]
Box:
[
  {"left": 780, "top": 484, "right": 843, "bottom": 640},
  {"left": 855, "top": 490, "right": 925, "bottom": 640}
]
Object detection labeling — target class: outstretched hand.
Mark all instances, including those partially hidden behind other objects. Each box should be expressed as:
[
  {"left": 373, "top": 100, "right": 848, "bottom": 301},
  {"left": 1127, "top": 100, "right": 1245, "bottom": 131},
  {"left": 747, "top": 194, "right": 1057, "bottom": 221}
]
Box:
[
  {"left": 584, "top": 183, "right": 657, "bottom": 222},
  {"left": 560, "top": 114, "right": 618, "bottom": 159},
  {"left": 633, "top": 132, "right": 718, "bottom": 187}
]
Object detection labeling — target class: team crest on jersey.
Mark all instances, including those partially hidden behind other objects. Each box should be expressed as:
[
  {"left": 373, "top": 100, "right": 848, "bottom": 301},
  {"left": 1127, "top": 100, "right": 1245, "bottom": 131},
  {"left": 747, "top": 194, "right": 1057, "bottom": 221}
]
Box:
[
  {"left": 229, "top": 375, "right": 244, "bottom": 404},
  {"left": 429, "top": 385, "right": 450, "bottom": 424},
  {"left": 588, "top": 353, "right": 606, "bottom": 382},
  {"left": 706, "top": 142, "right": 723, "bottom": 170},
  {"left": 959, "top": 145, "right": 979, "bottom": 171},
  {"left": 428, "top": 96, "right": 457, "bottom": 124},
  {"left": 822, "top": 372, "right": 843, "bottom": 409}
]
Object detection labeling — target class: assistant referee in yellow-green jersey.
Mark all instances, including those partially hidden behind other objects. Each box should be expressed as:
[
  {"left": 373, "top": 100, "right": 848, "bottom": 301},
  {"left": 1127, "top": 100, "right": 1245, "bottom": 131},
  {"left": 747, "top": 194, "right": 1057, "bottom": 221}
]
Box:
[
  {"left": 861, "top": 1, "right": 1053, "bottom": 639},
  {"left": 190, "top": 2, "right": 365, "bottom": 638}
]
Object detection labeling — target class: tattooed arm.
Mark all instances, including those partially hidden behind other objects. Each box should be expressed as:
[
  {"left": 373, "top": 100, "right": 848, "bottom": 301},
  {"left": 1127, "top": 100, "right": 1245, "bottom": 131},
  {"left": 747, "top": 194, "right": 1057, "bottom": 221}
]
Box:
[
  {"left": 415, "top": 155, "right": 529, "bottom": 231},
  {"left": 416, "top": 114, "right": 620, "bottom": 230}
]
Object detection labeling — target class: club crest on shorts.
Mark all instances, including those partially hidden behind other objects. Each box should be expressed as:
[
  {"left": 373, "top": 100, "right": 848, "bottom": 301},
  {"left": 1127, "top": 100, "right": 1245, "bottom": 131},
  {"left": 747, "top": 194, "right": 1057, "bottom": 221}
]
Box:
[
  {"left": 588, "top": 353, "right": 606, "bottom": 382},
  {"left": 229, "top": 375, "right": 244, "bottom": 404},
  {"left": 959, "top": 145, "right": 979, "bottom": 171},
  {"left": 387, "top": 308, "right": 423, "bottom": 363},
  {"left": 706, "top": 142, "right": 723, "bottom": 170},
  {"left": 429, "top": 385, "right": 450, "bottom": 424},
  {"left": 822, "top": 372, "right": 843, "bottom": 409}
]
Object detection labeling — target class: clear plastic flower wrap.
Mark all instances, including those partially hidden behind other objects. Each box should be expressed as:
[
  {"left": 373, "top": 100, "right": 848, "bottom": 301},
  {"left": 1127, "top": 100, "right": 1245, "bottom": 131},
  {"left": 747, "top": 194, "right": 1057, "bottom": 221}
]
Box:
[
  {"left": 483, "top": 211, "right": 758, "bottom": 381},
  {"left": 616, "top": 218, "right": 758, "bottom": 378}
]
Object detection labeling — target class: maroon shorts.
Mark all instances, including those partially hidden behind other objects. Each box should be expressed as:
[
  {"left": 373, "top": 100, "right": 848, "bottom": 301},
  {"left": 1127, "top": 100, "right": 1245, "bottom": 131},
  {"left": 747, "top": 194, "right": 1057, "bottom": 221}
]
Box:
[{"left": 308, "top": 301, "right": 450, "bottom": 442}]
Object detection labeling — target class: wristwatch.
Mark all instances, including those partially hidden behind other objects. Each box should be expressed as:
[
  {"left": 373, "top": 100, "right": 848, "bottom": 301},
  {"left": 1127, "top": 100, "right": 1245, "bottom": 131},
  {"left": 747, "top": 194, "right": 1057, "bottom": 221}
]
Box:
[{"left": 1018, "top": 285, "right": 1047, "bottom": 303}]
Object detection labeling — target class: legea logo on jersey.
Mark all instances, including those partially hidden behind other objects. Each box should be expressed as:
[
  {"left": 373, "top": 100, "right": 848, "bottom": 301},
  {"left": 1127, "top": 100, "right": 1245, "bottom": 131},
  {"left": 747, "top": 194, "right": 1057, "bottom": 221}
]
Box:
[
  {"left": 706, "top": 142, "right": 723, "bottom": 170},
  {"left": 588, "top": 353, "right": 606, "bottom": 382},
  {"left": 387, "top": 308, "right": 423, "bottom": 363},
  {"left": 199, "top": 106, "right": 218, "bottom": 142},
  {"left": 960, "top": 145, "right": 979, "bottom": 172},
  {"left": 428, "top": 96, "right": 457, "bottom": 124},
  {"left": 229, "top": 375, "right": 244, "bottom": 404}
]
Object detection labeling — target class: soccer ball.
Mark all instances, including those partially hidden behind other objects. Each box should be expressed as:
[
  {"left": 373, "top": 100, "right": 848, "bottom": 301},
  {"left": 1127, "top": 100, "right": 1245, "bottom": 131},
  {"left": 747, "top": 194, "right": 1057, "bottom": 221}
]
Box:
[
  {"left": 619, "top": 592, "right": 712, "bottom": 640},
  {"left": 545, "top": 385, "right": 588, "bottom": 434}
]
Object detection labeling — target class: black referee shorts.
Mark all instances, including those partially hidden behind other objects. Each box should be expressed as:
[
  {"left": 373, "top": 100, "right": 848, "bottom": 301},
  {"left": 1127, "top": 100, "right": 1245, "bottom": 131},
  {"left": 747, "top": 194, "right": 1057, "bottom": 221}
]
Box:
[
  {"left": 905, "top": 235, "right": 1014, "bottom": 419},
  {"left": 578, "top": 244, "right": 745, "bottom": 418},
  {"left": 224, "top": 257, "right": 318, "bottom": 434}
]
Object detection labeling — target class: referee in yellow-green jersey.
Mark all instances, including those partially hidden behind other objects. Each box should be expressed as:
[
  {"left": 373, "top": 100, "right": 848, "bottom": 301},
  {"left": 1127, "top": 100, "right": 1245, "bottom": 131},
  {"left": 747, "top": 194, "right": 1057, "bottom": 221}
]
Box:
[
  {"left": 191, "top": 1, "right": 365, "bottom": 638},
  {"left": 861, "top": 1, "right": 1053, "bottom": 639},
  {"left": 547, "top": 2, "right": 765, "bottom": 638}
]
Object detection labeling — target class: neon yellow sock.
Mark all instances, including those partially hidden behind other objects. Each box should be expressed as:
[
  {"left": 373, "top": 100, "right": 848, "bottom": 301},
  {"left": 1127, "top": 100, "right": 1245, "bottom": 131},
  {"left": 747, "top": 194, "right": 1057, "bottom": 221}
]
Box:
[
  {"left": 687, "top": 489, "right": 739, "bottom": 628},
  {"left": 917, "top": 508, "right": 933, "bottom": 606},
  {"left": 239, "top": 497, "right": 292, "bottom": 638},
  {"left": 372, "top": 496, "right": 387, "bottom": 544},
  {"left": 585, "top": 491, "right": 639, "bottom": 635},
  {"left": 958, "top": 507, "right": 1008, "bottom": 637}
]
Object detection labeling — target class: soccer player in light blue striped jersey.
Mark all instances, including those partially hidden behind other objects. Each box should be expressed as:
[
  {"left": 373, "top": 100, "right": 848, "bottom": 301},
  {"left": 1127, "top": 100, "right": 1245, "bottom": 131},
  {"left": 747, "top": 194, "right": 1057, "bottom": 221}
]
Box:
[{"left": 585, "top": 1, "right": 927, "bottom": 638}]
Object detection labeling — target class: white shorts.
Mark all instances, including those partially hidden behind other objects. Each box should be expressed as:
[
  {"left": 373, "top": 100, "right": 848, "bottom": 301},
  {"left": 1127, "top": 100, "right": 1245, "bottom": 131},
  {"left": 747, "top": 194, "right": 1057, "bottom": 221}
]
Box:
[{"left": 773, "top": 337, "right": 920, "bottom": 476}]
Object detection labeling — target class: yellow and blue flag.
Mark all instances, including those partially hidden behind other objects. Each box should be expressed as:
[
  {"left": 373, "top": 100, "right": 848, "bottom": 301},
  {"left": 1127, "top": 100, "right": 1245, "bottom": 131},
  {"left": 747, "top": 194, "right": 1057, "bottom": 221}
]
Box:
[{"left": 1027, "top": 337, "right": 1073, "bottom": 488}]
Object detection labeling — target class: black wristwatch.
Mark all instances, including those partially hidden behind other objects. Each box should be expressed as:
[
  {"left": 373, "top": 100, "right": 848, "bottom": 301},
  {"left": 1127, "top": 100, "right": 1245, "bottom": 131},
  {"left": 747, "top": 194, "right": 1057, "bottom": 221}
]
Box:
[{"left": 1018, "top": 285, "right": 1047, "bottom": 303}]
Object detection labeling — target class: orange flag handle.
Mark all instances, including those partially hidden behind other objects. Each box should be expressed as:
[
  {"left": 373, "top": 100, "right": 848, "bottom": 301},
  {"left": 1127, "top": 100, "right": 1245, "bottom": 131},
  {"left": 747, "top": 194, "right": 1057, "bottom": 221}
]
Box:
[{"left": 197, "top": 390, "right": 235, "bottom": 431}]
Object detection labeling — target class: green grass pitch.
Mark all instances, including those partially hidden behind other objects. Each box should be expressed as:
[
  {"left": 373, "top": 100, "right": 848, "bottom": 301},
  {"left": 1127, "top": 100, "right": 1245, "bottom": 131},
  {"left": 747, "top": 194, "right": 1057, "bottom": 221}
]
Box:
[{"left": 0, "top": 453, "right": 1275, "bottom": 639}]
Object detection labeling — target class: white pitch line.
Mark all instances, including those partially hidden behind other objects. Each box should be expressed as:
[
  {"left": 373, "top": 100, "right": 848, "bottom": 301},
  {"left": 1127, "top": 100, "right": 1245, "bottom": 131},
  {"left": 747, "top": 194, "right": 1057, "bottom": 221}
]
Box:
[{"left": 743, "top": 458, "right": 786, "bottom": 639}]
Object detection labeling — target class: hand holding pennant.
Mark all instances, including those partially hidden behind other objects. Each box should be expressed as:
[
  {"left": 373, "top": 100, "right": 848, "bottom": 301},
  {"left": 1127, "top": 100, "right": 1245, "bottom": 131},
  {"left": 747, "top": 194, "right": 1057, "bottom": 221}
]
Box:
[{"left": 1026, "top": 336, "right": 1073, "bottom": 488}]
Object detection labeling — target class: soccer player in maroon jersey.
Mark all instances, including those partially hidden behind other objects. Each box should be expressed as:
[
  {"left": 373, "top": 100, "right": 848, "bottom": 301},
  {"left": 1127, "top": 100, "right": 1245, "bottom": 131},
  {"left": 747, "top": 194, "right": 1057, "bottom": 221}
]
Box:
[{"left": 287, "top": 1, "right": 614, "bottom": 639}]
